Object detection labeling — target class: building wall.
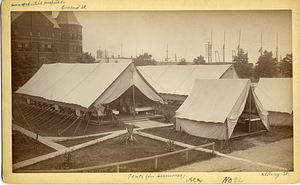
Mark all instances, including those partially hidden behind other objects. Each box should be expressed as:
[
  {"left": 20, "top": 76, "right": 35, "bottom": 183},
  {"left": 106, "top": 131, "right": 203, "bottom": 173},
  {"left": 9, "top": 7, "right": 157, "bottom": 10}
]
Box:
[{"left": 11, "top": 11, "right": 82, "bottom": 67}]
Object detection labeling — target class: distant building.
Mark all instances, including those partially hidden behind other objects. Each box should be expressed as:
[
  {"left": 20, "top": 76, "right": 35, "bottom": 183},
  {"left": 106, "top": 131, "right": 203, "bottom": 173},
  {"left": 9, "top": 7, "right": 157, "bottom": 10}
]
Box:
[
  {"left": 96, "top": 49, "right": 104, "bottom": 61},
  {"left": 11, "top": 11, "right": 83, "bottom": 67},
  {"left": 96, "top": 52, "right": 133, "bottom": 63}
]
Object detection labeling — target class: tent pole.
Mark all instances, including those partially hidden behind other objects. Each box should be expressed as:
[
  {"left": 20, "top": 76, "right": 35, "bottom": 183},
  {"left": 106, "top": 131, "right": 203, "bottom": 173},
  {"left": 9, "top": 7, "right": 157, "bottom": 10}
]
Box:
[
  {"left": 248, "top": 89, "right": 251, "bottom": 133},
  {"left": 132, "top": 85, "right": 136, "bottom": 119}
]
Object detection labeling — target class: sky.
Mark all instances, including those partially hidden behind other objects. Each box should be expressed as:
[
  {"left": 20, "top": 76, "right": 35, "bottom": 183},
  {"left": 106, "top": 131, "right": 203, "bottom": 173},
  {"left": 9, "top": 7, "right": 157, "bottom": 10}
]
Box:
[{"left": 56, "top": 11, "right": 292, "bottom": 63}]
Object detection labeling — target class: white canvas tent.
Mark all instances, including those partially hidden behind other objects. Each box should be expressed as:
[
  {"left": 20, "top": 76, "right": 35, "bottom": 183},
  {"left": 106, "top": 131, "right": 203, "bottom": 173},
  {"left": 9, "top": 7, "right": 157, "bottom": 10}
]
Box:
[
  {"left": 175, "top": 79, "right": 270, "bottom": 140},
  {"left": 138, "top": 64, "right": 239, "bottom": 101},
  {"left": 254, "top": 78, "right": 293, "bottom": 126},
  {"left": 15, "top": 62, "right": 163, "bottom": 112}
]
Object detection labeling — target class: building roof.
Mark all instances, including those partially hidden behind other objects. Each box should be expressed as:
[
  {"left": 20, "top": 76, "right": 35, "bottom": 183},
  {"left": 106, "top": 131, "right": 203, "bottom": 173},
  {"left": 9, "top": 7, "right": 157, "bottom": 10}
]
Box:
[
  {"left": 137, "top": 64, "right": 239, "bottom": 96},
  {"left": 11, "top": 11, "right": 24, "bottom": 22},
  {"left": 40, "top": 12, "right": 60, "bottom": 28},
  {"left": 15, "top": 62, "right": 163, "bottom": 109},
  {"left": 11, "top": 11, "right": 61, "bottom": 28},
  {"left": 56, "top": 11, "right": 81, "bottom": 26},
  {"left": 255, "top": 78, "right": 293, "bottom": 114}
]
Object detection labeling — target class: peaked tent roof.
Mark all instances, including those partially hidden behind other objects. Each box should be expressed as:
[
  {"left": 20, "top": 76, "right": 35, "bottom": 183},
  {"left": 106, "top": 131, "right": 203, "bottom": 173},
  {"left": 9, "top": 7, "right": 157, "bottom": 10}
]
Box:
[
  {"left": 16, "top": 62, "right": 163, "bottom": 110},
  {"left": 255, "top": 78, "right": 293, "bottom": 114},
  {"left": 176, "top": 79, "right": 250, "bottom": 123},
  {"left": 56, "top": 11, "right": 81, "bottom": 26},
  {"left": 137, "top": 64, "right": 239, "bottom": 96},
  {"left": 175, "top": 79, "right": 269, "bottom": 139}
]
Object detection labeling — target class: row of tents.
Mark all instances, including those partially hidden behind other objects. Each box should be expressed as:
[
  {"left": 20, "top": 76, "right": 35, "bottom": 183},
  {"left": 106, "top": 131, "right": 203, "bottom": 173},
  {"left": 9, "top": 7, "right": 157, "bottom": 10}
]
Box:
[{"left": 14, "top": 62, "right": 293, "bottom": 141}]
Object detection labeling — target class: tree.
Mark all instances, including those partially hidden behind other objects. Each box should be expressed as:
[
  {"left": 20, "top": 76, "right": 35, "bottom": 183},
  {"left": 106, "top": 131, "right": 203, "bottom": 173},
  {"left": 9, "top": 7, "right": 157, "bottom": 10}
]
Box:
[
  {"left": 177, "top": 58, "right": 187, "bottom": 65},
  {"left": 76, "top": 52, "right": 96, "bottom": 63},
  {"left": 12, "top": 52, "right": 39, "bottom": 91},
  {"left": 253, "top": 50, "right": 278, "bottom": 78},
  {"left": 133, "top": 53, "right": 156, "bottom": 66},
  {"left": 47, "top": 47, "right": 61, "bottom": 63},
  {"left": 193, "top": 55, "right": 206, "bottom": 64},
  {"left": 232, "top": 48, "right": 253, "bottom": 78},
  {"left": 278, "top": 53, "right": 292, "bottom": 77}
]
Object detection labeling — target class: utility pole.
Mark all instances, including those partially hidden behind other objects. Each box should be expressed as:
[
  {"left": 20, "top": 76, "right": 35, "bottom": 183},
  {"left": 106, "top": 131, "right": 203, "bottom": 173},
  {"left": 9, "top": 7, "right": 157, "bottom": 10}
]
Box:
[
  {"left": 223, "top": 30, "right": 226, "bottom": 62},
  {"left": 206, "top": 42, "right": 210, "bottom": 63},
  {"left": 121, "top": 43, "right": 123, "bottom": 57},
  {"left": 211, "top": 31, "right": 213, "bottom": 63},
  {"left": 165, "top": 43, "right": 169, "bottom": 62},
  {"left": 135, "top": 47, "right": 137, "bottom": 57},
  {"left": 260, "top": 32, "right": 263, "bottom": 56},
  {"left": 215, "top": 51, "right": 220, "bottom": 62},
  {"left": 237, "top": 29, "right": 241, "bottom": 55},
  {"left": 232, "top": 50, "right": 236, "bottom": 62},
  {"left": 276, "top": 32, "right": 279, "bottom": 62}
]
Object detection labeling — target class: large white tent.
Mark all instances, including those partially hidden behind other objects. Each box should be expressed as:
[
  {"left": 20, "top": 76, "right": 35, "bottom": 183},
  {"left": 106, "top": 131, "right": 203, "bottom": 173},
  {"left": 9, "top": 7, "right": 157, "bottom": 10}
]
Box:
[
  {"left": 175, "top": 79, "right": 270, "bottom": 140},
  {"left": 137, "top": 64, "right": 239, "bottom": 101},
  {"left": 254, "top": 78, "right": 293, "bottom": 126},
  {"left": 15, "top": 62, "right": 163, "bottom": 111}
]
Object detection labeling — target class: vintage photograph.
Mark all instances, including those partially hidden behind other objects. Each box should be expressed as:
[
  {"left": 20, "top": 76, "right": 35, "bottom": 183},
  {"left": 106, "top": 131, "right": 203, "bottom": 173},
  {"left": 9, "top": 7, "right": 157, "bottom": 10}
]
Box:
[{"left": 10, "top": 10, "right": 293, "bottom": 176}]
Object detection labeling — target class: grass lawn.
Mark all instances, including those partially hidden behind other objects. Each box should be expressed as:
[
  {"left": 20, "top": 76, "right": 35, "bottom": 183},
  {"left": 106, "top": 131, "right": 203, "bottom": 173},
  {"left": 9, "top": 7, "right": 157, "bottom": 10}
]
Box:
[
  {"left": 142, "top": 125, "right": 293, "bottom": 154},
  {"left": 12, "top": 130, "right": 56, "bottom": 164},
  {"left": 56, "top": 134, "right": 109, "bottom": 147}
]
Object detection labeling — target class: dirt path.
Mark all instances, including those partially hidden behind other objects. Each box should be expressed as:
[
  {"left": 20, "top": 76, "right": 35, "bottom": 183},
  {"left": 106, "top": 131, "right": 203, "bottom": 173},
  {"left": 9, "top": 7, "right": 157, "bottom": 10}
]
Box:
[{"left": 166, "top": 138, "right": 293, "bottom": 172}]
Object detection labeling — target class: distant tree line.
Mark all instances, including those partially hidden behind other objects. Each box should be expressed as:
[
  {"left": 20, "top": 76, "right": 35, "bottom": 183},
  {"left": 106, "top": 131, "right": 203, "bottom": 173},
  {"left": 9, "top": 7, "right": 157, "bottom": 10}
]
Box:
[
  {"left": 133, "top": 53, "right": 156, "bottom": 66},
  {"left": 232, "top": 48, "right": 292, "bottom": 79}
]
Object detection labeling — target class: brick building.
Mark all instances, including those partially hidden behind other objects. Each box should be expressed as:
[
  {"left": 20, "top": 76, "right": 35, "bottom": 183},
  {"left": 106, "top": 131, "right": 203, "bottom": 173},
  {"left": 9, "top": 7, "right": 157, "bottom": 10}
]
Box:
[{"left": 11, "top": 11, "right": 82, "bottom": 66}]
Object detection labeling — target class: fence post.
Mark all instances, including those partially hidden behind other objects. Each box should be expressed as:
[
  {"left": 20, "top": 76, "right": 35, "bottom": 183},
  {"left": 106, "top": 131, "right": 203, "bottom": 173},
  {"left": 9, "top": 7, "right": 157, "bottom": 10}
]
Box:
[
  {"left": 154, "top": 157, "right": 158, "bottom": 169},
  {"left": 212, "top": 142, "right": 215, "bottom": 154},
  {"left": 185, "top": 151, "right": 189, "bottom": 162},
  {"left": 116, "top": 165, "right": 119, "bottom": 173}
]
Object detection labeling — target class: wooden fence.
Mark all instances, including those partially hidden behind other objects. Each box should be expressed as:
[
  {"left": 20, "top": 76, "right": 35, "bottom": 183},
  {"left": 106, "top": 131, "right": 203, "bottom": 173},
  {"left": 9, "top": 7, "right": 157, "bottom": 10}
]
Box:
[{"left": 16, "top": 142, "right": 215, "bottom": 173}]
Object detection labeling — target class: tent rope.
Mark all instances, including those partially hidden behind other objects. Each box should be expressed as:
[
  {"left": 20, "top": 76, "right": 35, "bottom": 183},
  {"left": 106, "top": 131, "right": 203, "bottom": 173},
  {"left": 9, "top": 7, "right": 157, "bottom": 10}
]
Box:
[{"left": 13, "top": 100, "right": 33, "bottom": 132}]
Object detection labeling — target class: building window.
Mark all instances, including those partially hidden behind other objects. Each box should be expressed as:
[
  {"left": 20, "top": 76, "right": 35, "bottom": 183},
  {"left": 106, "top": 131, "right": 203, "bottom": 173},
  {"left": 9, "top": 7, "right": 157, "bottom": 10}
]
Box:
[
  {"left": 29, "top": 31, "right": 32, "bottom": 36},
  {"left": 17, "top": 43, "right": 23, "bottom": 51},
  {"left": 59, "top": 32, "right": 62, "bottom": 39},
  {"left": 52, "top": 33, "right": 55, "bottom": 38},
  {"left": 14, "top": 31, "right": 17, "bottom": 35},
  {"left": 74, "top": 33, "right": 77, "bottom": 40},
  {"left": 24, "top": 43, "right": 31, "bottom": 51},
  {"left": 74, "top": 45, "right": 77, "bottom": 53},
  {"left": 40, "top": 44, "right": 46, "bottom": 52},
  {"left": 47, "top": 44, "right": 52, "bottom": 52},
  {"left": 70, "top": 33, "right": 73, "bottom": 39},
  {"left": 38, "top": 32, "right": 40, "bottom": 37}
]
